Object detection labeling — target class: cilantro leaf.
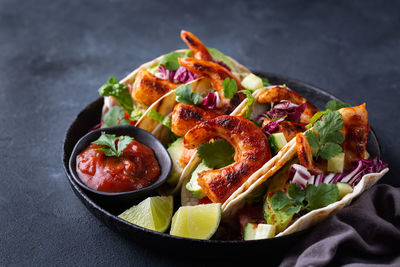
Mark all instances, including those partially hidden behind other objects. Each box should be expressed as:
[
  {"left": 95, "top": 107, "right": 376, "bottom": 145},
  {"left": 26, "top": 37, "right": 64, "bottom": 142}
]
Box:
[
  {"left": 325, "top": 100, "right": 351, "bottom": 111},
  {"left": 222, "top": 78, "right": 238, "bottom": 98},
  {"left": 319, "top": 142, "right": 343, "bottom": 159},
  {"left": 305, "top": 110, "right": 345, "bottom": 160},
  {"left": 175, "top": 84, "right": 202, "bottom": 105},
  {"left": 148, "top": 109, "right": 171, "bottom": 129},
  {"left": 288, "top": 183, "right": 306, "bottom": 203},
  {"left": 159, "top": 51, "right": 186, "bottom": 71},
  {"left": 304, "top": 183, "right": 339, "bottom": 210},
  {"left": 98, "top": 77, "right": 133, "bottom": 113},
  {"left": 92, "top": 132, "right": 133, "bottom": 157},
  {"left": 270, "top": 191, "right": 293, "bottom": 210},
  {"left": 304, "top": 130, "right": 320, "bottom": 148},
  {"left": 102, "top": 106, "right": 130, "bottom": 128},
  {"left": 197, "top": 139, "right": 235, "bottom": 169},
  {"left": 239, "top": 89, "right": 255, "bottom": 119},
  {"left": 261, "top": 77, "right": 271, "bottom": 86}
]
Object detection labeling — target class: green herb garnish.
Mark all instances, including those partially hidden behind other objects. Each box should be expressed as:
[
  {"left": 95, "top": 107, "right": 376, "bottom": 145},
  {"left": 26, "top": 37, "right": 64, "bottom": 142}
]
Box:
[
  {"left": 102, "top": 106, "right": 130, "bottom": 128},
  {"left": 269, "top": 183, "right": 339, "bottom": 215},
  {"left": 92, "top": 132, "right": 133, "bottom": 157},
  {"left": 222, "top": 78, "right": 238, "bottom": 99},
  {"left": 305, "top": 111, "right": 344, "bottom": 160},
  {"left": 197, "top": 139, "right": 235, "bottom": 169},
  {"left": 261, "top": 77, "right": 271, "bottom": 87},
  {"left": 159, "top": 51, "right": 187, "bottom": 71},
  {"left": 148, "top": 109, "right": 171, "bottom": 129},
  {"left": 175, "top": 84, "right": 202, "bottom": 105},
  {"left": 325, "top": 100, "right": 350, "bottom": 111},
  {"left": 98, "top": 77, "right": 133, "bottom": 114}
]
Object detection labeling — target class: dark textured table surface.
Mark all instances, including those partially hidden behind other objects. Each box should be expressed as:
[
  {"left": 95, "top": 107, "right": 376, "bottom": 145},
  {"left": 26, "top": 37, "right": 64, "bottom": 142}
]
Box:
[{"left": 1, "top": 0, "right": 399, "bottom": 266}]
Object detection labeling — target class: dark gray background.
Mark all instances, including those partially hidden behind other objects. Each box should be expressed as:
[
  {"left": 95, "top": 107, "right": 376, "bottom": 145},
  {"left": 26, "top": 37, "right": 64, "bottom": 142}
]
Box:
[{"left": 1, "top": 0, "right": 399, "bottom": 266}]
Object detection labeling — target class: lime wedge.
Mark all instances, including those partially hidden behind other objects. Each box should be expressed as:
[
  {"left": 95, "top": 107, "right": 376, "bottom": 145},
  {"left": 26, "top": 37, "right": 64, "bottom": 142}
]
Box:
[
  {"left": 170, "top": 203, "right": 221, "bottom": 240},
  {"left": 118, "top": 196, "right": 173, "bottom": 233}
]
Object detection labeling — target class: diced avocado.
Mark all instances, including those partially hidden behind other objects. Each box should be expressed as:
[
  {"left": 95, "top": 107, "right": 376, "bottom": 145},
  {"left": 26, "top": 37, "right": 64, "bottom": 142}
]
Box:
[
  {"left": 167, "top": 138, "right": 185, "bottom": 186},
  {"left": 327, "top": 152, "right": 345, "bottom": 173},
  {"left": 268, "top": 133, "right": 287, "bottom": 154},
  {"left": 241, "top": 74, "right": 263, "bottom": 92},
  {"left": 263, "top": 198, "right": 293, "bottom": 233},
  {"left": 244, "top": 223, "right": 276, "bottom": 240},
  {"left": 337, "top": 182, "right": 353, "bottom": 199},
  {"left": 207, "top": 47, "right": 238, "bottom": 73},
  {"left": 186, "top": 162, "right": 211, "bottom": 198}
]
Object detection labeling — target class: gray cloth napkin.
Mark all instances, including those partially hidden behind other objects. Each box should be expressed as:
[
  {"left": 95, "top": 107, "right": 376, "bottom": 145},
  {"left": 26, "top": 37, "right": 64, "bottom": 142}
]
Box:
[{"left": 280, "top": 184, "right": 400, "bottom": 267}]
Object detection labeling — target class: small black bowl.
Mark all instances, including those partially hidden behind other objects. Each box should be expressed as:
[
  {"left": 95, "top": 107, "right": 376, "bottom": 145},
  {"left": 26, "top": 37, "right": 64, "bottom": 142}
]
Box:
[{"left": 68, "top": 125, "right": 172, "bottom": 205}]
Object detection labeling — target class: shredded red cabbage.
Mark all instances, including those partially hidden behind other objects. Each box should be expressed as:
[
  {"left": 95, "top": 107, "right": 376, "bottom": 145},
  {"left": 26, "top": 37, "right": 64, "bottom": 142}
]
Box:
[
  {"left": 289, "top": 157, "right": 388, "bottom": 188},
  {"left": 258, "top": 100, "right": 306, "bottom": 124},
  {"left": 156, "top": 65, "right": 198, "bottom": 84},
  {"left": 201, "top": 92, "right": 220, "bottom": 110},
  {"left": 261, "top": 118, "right": 285, "bottom": 137}
]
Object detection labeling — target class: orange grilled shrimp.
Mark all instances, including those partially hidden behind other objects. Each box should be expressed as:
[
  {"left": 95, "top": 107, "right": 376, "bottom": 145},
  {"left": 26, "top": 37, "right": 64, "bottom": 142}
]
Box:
[
  {"left": 171, "top": 103, "right": 220, "bottom": 137},
  {"left": 183, "top": 115, "right": 272, "bottom": 203},
  {"left": 258, "top": 86, "right": 319, "bottom": 124},
  {"left": 338, "top": 104, "right": 369, "bottom": 169},
  {"left": 131, "top": 69, "right": 178, "bottom": 107},
  {"left": 296, "top": 133, "right": 321, "bottom": 174},
  {"left": 262, "top": 117, "right": 306, "bottom": 142},
  {"left": 181, "top": 30, "right": 213, "bottom": 61}
]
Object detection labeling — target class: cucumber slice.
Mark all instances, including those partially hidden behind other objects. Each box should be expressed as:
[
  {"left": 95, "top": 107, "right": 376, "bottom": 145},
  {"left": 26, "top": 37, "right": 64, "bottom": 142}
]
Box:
[
  {"left": 241, "top": 74, "right": 263, "bottom": 91},
  {"left": 244, "top": 223, "right": 276, "bottom": 240},
  {"left": 243, "top": 223, "right": 257, "bottom": 240},
  {"left": 337, "top": 182, "right": 353, "bottom": 199},
  {"left": 167, "top": 138, "right": 185, "bottom": 185},
  {"left": 186, "top": 162, "right": 211, "bottom": 198},
  {"left": 268, "top": 133, "right": 287, "bottom": 154},
  {"left": 327, "top": 152, "right": 345, "bottom": 173}
]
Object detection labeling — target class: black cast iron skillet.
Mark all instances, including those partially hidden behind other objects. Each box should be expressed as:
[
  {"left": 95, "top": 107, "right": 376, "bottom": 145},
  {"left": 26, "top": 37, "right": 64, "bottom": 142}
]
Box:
[{"left": 62, "top": 72, "right": 381, "bottom": 260}]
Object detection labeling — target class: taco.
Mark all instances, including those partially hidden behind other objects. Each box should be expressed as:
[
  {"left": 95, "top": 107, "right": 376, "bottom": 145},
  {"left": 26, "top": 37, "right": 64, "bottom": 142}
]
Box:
[
  {"left": 220, "top": 103, "right": 389, "bottom": 239},
  {"left": 96, "top": 30, "right": 251, "bottom": 135},
  {"left": 179, "top": 84, "right": 322, "bottom": 206}
]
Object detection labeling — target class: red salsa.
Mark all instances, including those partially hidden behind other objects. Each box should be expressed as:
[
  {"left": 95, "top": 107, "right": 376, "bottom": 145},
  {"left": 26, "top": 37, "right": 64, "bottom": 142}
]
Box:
[{"left": 76, "top": 139, "right": 160, "bottom": 193}]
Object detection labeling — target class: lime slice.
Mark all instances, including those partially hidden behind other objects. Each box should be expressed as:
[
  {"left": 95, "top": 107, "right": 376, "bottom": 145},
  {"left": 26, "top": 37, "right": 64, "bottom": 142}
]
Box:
[
  {"left": 118, "top": 196, "right": 173, "bottom": 233},
  {"left": 170, "top": 203, "right": 221, "bottom": 240}
]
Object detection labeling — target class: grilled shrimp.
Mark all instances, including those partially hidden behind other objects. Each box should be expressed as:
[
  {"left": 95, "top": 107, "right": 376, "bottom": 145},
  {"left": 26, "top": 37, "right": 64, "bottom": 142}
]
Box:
[
  {"left": 258, "top": 86, "right": 319, "bottom": 124},
  {"left": 131, "top": 69, "right": 178, "bottom": 106},
  {"left": 171, "top": 103, "right": 220, "bottom": 137},
  {"left": 296, "top": 133, "right": 321, "bottom": 174},
  {"left": 338, "top": 104, "right": 369, "bottom": 169},
  {"left": 181, "top": 30, "right": 213, "bottom": 61},
  {"left": 183, "top": 115, "right": 271, "bottom": 203}
]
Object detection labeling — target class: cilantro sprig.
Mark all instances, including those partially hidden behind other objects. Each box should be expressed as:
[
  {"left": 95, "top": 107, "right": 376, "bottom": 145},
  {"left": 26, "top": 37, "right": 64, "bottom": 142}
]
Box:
[
  {"left": 98, "top": 77, "right": 133, "bottom": 114},
  {"left": 305, "top": 111, "right": 344, "bottom": 160},
  {"left": 92, "top": 132, "right": 134, "bottom": 157},
  {"left": 270, "top": 183, "right": 339, "bottom": 213},
  {"left": 197, "top": 139, "right": 235, "bottom": 169},
  {"left": 325, "top": 100, "right": 350, "bottom": 111},
  {"left": 222, "top": 78, "right": 255, "bottom": 118},
  {"left": 175, "top": 84, "right": 202, "bottom": 105}
]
